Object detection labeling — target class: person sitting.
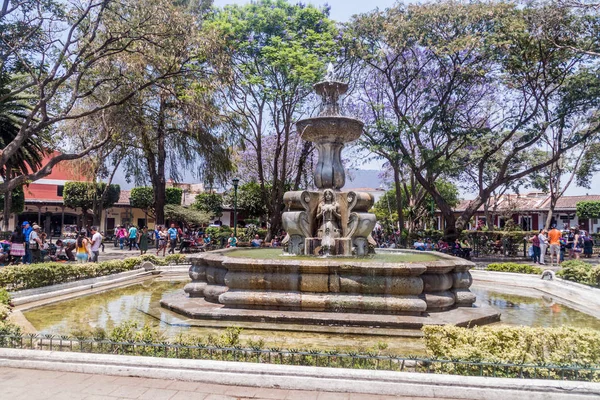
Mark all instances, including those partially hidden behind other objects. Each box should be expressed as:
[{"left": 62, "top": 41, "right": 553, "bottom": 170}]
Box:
[
  {"left": 437, "top": 240, "right": 449, "bottom": 253},
  {"left": 460, "top": 239, "right": 472, "bottom": 260},
  {"left": 413, "top": 241, "right": 425, "bottom": 251},
  {"left": 251, "top": 234, "right": 263, "bottom": 247},
  {"left": 271, "top": 237, "right": 280, "bottom": 247}
]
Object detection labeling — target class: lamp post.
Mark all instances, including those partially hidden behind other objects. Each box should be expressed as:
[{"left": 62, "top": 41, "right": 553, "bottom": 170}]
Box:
[{"left": 232, "top": 177, "right": 240, "bottom": 237}]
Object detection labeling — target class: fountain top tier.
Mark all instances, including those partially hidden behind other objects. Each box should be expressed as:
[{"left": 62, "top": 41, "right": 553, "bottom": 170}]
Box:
[{"left": 296, "top": 65, "right": 363, "bottom": 153}]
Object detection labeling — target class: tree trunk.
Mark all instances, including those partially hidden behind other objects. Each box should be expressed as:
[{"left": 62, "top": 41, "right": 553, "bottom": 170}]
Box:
[
  {"left": 292, "top": 141, "right": 313, "bottom": 191},
  {"left": 545, "top": 196, "right": 558, "bottom": 230},
  {"left": 154, "top": 96, "right": 167, "bottom": 225},
  {"left": 392, "top": 165, "right": 404, "bottom": 245},
  {"left": 443, "top": 213, "right": 459, "bottom": 243},
  {"left": 3, "top": 187, "right": 11, "bottom": 231}
]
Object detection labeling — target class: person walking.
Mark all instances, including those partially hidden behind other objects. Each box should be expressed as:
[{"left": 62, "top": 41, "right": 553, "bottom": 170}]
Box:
[
  {"left": 156, "top": 227, "right": 167, "bottom": 256},
  {"left": 138, "top": 227, "right": 149, "bottom": 255},
  {"left": 76, "top": 234, "right": 91, "bottom": 263},
  {"left": 538, "top": 229, "right": 548, "bottom": 265},
  {"left": 117, "top": 226, "right": 127, "bottom": 250},
  {"left": 9, "top": 227, "right": 25, "bottom": 265},
  {"left": 154, "top": 226, "right": 161, "bottom": 250},
  {"left": 128, "top": 225, "right": 138, "bottom": 251},
  {"left": 22, "top": 221, "right": 32, "bottom": 264},
  {"left": 167, "top": 223, "right": 178, "bottom": 254},
  {"left": 90, "top": 226, "right": 103, "bottom": 262},
  {"left": 548, "top": 225, "right": 562, "bottom": 266},
  {"left": 29, "top": 224, "right": 43, "bottom": 263}
]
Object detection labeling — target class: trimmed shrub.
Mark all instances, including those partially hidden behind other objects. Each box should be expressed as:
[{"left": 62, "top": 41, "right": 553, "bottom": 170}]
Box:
[
  {"left": 423, "top": 325, "right": 600, "bottom": 379},
  {"left": 0, "top": 254, "right": 188, "bottom": 291},
  {"left": 556, "top": 260, "right": 600, "bottom": 287},
  {"left": 486, "top": 262, "right": 542, "bottom": 274}
]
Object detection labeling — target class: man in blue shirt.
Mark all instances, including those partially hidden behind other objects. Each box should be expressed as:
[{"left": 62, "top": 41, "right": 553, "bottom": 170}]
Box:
[
  {"left": 128, "top": 225, "right": 138, "bottom": 251},
  {"left": 167, "top": 223, "right": 178, "bottom": 254},
  {"left": 22, "top": 221, "right": 32, "bottom": 264}
]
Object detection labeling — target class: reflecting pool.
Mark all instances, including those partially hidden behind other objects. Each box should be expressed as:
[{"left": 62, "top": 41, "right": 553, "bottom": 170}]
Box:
[{"left": 22, "top": 277, "right": 600, "bottom": 355}]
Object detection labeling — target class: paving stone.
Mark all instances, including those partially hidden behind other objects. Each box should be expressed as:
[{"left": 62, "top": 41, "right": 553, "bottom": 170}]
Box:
[
  {"left": 223, "top": 385, "right": 258, "bottom": 397},
  {"left": 138, "top": 388, "right": 178, "bottom": 400},
  {"left": 47, "top": 391, "right": 89, "bottom": 400},
  {"left": 165, "top": 380, "right": 201, "bottom": 392},
  {"left": 316, "top": 392, "right": 350, "bottom": 400},
  {"left": 195, "top": 383, "right": 231, "bottom": 394},
  {"left": 108, "top": 384, "right": 149, "bottom": 399},
  {"left": 202, "top": 395, "right": 242, "bottom": 400},
  {"left": 285, "top": 390, "right": 321, "bottom": 400},
  {"left": 253, "top": 388, "right": 290, "bottom": 399},
  {"left": 82, "top": 381, "right": 123, "bottom": 396},
  {"left": 170, "top": 391, "right": 209, "bottom": 400},
  {"left": 137, "top": 378, "right": 175, "bottom": 389}
]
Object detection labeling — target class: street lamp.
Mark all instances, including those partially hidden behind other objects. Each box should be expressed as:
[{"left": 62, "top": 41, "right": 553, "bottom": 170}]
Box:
[{"left": 232, "top": 177, "right": 240, "bottom": 237}]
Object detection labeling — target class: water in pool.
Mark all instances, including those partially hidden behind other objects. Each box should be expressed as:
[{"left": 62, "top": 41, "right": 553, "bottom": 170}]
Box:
[{"left": 22, "top": 278, "right": 600, "bottom": 355}]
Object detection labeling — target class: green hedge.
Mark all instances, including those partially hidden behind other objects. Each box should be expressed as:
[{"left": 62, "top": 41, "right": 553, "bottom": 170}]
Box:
[
  {"left": 423, "top": 325, "right": 600, "bottom": 379},
  {"left": 486, "top": 262, "right": 542, "bottom": 274},
  {"left": 0, "top": 254, "right": 187, "bottom": 291},
  {"left": 556, "top": 260, "right": 600, "bottom": 287}
]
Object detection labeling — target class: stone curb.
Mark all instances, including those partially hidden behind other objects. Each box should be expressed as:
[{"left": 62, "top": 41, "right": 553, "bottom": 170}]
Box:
[
  {"left": 9, "top": 269, "right": 150, "bottom": 306},
  {"left": 471, "top": 270, "right": 600, "bottom": 319},
  {"left": 0, "top": 348, "right": 598, "bottom": 399}
]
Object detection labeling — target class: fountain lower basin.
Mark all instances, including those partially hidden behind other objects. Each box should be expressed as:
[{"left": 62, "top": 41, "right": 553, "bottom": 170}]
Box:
[{"left": 168, "top": 249, "right": 477, "bottom": 317}]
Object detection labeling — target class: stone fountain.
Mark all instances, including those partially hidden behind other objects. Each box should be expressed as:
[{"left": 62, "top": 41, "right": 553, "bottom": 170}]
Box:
[
  {"left": 282, "top": 63, "right": 375, "bottom": 257},
  {"left": 161, "top": 66, "right": 498, "bottom": 329}
]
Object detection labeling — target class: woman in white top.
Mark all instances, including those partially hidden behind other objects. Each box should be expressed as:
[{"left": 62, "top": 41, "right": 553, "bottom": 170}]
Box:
[{"left": 538, "top": 229, "right": 548, "bottom": 265}]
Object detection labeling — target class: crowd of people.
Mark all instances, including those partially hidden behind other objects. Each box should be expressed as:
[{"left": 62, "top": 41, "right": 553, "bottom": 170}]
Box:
[
  {"left": 0, "top": 221, "right": 104, "bottom": 265},
  {"left": 528, "top": 226, "right": 596, "bottom": 266}
]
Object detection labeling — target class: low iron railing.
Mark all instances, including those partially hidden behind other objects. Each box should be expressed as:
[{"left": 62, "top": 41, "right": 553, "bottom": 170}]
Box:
[{"left": 1, "top": 334, "right": 599, "bottom": 381}]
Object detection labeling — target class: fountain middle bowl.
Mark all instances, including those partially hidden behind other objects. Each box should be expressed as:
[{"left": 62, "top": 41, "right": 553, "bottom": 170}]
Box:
[{"left": 297, "top": 116, "right": 364, "bottom": 143}]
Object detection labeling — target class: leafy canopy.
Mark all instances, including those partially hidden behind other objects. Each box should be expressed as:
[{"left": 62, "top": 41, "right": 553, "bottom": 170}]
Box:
[
  {"left": 193, "top": 193, "right": 223, "bottom": 217},
  {"left": 63, "top": 182, "right": 120, "bottom": 212}
]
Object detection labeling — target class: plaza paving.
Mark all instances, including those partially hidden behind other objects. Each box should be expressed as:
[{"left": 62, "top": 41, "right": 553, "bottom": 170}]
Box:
[{"left": 0, "top": 367, "right": 455, "bottom": 400}]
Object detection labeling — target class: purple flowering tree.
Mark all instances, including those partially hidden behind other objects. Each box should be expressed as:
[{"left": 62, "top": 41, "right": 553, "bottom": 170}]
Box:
[{"left": 349, "top": 2, "right": 600, "bottom": 241}]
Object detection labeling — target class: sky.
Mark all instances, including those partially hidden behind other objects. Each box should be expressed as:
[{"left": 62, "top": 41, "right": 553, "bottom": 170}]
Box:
[{"left": 212, "top": 0, "right": 400, "bottom": 22}]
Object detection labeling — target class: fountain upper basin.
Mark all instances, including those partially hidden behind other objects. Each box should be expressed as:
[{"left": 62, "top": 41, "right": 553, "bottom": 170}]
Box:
[{"left": 296, "top": 116, "right": 364, "bottom": 143}]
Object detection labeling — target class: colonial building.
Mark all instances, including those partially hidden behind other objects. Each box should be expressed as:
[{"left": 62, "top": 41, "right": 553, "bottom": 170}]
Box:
[
  {"left": 7, "top": 158, "right": 238, "bottom": 235},
  {"left": 434, "top": 192, "right": 600, "bottom": 233}
]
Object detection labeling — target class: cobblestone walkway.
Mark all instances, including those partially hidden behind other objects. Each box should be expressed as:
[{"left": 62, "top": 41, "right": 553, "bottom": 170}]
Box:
[{"left": 0, "top": 367, "right": 459, "bottom": 400}]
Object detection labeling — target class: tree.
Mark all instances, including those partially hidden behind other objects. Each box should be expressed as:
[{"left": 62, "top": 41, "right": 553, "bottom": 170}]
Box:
[
  {"left": 0, "top": 73, "right": 49, "bottom": 229},
  {"left": 577, "top": 201, "right": 600, "bottom": 219},
  {"left": 166, "top": 188, "right": 183, "bottom": 207},
  {"left": 210, "top": 0, "right": 342, "bottom": 240},
  {"left": 0, "top": 0, "right": 205, "bottom": 193},
  {"left": 130, "top": 186, "right": 183, "bottom": 222},
  {"left": 193, "top": 193, "right": 223, "bottom": 218},
  {"left": 372, "top": 181, "right": 459, "bottom": 234},
  {"left": 118, "top": 1, "right": 233, "bottom": 226},
  {"left": 129, "top": 187, "right": 155, "bottom": 218},
  {"left": 224, "top": 181, "right": 270, "bottom": 222},
  {"left": 63, "top": 182, "right": 120, "bottom": 227},
  {"left": 350, "top": 1, "right": 600, "bottom": 241},
  {"left": 164, "top": 204, "right": 210, "bottom": 227}
]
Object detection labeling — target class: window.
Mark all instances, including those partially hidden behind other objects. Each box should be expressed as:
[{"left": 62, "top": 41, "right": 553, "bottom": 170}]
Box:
[{"left": 57, "top": 185, "right": 64, "bottom": 197}]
